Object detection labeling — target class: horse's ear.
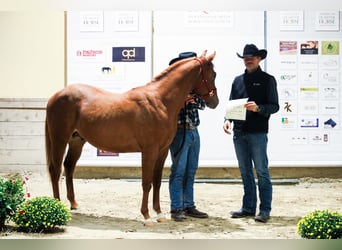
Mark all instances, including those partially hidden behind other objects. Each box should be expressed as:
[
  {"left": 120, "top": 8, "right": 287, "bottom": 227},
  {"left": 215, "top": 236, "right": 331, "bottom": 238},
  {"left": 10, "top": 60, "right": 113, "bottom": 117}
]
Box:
[
  {"left": 200, "top": 50, "right": 208, "bottom": 57},
  {"left": 207, "top": 51, "right": 216, "bottom": 62}
]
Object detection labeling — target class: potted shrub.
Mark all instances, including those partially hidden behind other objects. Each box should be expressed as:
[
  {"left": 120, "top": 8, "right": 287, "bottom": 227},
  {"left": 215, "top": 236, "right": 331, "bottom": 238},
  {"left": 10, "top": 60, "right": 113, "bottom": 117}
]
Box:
[
  {"left": 0, "top": 175, "right": 25, "bottom": 230},
  {"left": 13, "top": 196, "right": 71, "bottom": 233},
  {"left": 297, "top": 209, "right": 342, "bottom": 239}
]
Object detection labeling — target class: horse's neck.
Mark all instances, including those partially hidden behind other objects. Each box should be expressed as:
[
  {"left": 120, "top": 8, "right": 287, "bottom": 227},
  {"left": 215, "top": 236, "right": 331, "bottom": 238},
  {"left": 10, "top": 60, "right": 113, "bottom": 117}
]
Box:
[{"left": 154, "top": 63, "right": 200, "bottom": 111}]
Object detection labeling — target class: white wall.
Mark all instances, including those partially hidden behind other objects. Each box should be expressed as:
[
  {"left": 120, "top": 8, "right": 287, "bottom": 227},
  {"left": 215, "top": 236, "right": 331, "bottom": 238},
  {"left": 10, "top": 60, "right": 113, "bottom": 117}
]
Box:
[
  {"left": 0, "top": 11, "right": 65, "bottom": 98},
  {"left": 0, "top": 11, "right": 64, "bottom": 171}
]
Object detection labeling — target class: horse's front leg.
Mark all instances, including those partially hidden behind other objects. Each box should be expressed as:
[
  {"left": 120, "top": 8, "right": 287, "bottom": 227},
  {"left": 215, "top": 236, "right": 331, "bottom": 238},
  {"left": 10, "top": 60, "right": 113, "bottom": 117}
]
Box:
[
  {"left": 141, "top": 149, "right": 161, "bottom": 226},
  {"left": 141, "top": 176, "right": 155, "bottom": 227},
  {"left": 152, "top": 149, "right": 169, "bottom": 222}
]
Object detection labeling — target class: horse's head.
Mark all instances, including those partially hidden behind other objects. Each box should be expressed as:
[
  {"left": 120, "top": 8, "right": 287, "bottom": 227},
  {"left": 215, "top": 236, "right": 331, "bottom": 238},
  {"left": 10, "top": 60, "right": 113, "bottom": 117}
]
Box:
[{"left": 193, "top": 50, "right": 219, "bottom": 109}]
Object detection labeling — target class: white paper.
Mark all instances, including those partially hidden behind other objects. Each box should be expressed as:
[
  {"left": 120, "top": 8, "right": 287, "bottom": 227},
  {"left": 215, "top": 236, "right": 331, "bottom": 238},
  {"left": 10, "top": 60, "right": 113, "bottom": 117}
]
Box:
[{"left": 225, "top": 98, "right": 248, "bottom": 120}]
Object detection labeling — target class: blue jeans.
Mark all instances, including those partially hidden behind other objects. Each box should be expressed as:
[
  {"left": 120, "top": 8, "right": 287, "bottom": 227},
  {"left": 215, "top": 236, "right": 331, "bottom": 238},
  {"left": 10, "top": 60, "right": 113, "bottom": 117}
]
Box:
[
  {"left": 169, "top": 128, "right": 200, "bottom": 211},
  {"left": 233, "top": 131, "right": 272, "bottom": 215}
]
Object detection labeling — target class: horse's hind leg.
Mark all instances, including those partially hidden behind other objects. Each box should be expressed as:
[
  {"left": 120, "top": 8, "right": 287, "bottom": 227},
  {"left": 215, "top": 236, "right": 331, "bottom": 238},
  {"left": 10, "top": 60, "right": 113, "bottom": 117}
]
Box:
[
  {"left": 48, "top": 148, "right": 65, "bottom": 201},
  {"left": 63, "top": 132, "right": 86, "bottom": 209},
  {"left": 46, "top": 123, "right": 68, "bottom": 201}
]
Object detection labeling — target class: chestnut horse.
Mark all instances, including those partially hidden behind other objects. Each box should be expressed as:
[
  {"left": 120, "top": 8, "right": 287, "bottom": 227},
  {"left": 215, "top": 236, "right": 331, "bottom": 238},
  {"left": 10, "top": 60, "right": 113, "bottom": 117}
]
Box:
[{"left": 45, "top": 50, "right": 219, "bottom": 225}]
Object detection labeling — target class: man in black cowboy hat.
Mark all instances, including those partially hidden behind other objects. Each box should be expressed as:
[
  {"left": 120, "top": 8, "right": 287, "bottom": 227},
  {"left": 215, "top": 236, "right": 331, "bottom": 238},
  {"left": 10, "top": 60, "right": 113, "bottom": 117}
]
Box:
[{"left": 223, "top": 44, "right": 279, "bottom": 223}]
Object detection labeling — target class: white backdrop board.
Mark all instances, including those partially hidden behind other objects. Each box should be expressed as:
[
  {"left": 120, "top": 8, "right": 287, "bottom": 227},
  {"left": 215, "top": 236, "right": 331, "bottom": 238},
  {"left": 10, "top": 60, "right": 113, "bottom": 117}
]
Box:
[
  {"left": 266, "top": 11, "right": 342, "bottom": 166},
  {"left": 153, "top": 11, "right": 265, "bottom": 166},
  {"left": 67, "top": 10, "right": 265, "bottom": 167},
  {"left": 67, "top": 10, "right": 342, "bottom": 168}
]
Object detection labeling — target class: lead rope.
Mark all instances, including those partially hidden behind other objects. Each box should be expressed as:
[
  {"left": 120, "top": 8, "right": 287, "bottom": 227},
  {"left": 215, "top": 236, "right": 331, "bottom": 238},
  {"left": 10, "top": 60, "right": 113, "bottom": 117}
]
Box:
[{"left": 172, "top": 102, "right": 187, "bottom": 159}]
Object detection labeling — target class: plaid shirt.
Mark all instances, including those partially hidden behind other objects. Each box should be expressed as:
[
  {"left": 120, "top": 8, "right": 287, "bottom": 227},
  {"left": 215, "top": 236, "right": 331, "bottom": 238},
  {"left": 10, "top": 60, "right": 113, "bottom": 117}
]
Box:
[{"left": 177, "top": 97, "right": 206, "bottom": 128}]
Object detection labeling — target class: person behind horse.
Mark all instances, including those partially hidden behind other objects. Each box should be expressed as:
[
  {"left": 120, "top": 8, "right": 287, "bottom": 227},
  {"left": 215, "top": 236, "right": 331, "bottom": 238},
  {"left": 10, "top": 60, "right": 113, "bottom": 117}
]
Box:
[
  {"left": 223, "top": 44, "right": 279, "bottom": 223},
  {"left": 168, "top": 52, "right": 209, "bottom": 221}
]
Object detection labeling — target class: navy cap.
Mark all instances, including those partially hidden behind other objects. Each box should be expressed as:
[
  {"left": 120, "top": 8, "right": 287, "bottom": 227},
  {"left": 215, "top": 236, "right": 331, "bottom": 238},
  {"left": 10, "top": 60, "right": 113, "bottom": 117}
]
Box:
[{"left": 169, "top": 51, "right": 197, "bottom": 65}]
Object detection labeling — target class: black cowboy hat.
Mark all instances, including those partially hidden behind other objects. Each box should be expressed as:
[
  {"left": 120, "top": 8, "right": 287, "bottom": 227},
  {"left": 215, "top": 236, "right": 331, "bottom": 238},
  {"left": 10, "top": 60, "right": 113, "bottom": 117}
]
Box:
[
  {"left": 169, "top": 51, "right": 197, "bottom": 65},
  {"left": 237, "top": 44, "right": 267, "bottom": 60}
]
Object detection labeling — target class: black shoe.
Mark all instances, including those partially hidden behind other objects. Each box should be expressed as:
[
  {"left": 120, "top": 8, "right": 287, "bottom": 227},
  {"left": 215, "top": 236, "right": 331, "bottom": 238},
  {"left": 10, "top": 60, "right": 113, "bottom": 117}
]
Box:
[
  {"left": 171, "top": 209, "right": 187, "bottom": 221},
  {"left": 255, "top": 213, "right": 270, "bottom": 223},
  {"left": 230, "top": 209, "right": 255, "bottom": 218},
  {"left": 184, "top": 207, "right": 209, "bottom": 218}
]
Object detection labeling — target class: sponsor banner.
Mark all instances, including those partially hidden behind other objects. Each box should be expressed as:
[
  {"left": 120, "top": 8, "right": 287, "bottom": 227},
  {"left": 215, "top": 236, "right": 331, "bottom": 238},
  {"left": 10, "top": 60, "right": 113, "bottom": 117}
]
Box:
[{"left": 112, "top": 47, "right": 145, "bottom": 62}]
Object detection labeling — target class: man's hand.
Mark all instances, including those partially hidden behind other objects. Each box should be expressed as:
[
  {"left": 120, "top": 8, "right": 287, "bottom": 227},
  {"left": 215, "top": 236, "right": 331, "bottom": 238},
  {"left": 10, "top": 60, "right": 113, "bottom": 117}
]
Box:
[
  {"left": 223, "top": 120, "right": 232, "bottom": 135},
  {"left": 244, "top": 101, "right": 259, "bottom": 112},
  {"left": 185, "top": 94, "right": 196, "bottom": 104}
]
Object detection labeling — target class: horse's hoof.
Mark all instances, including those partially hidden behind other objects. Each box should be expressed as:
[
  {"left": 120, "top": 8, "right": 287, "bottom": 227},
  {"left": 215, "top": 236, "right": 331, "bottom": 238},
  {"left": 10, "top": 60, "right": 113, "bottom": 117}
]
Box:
[
  {"left": 143, "top": 218, "right": 155, "bottom": 227},
  {"left": 157, "top": 217, "right": 167, "bottom": 223},
  {"left": 156, "top": 213, "right": 167, "bottom": 223},
  {"left": 70, "top": 202, "right": 78, "bottom": 210}
]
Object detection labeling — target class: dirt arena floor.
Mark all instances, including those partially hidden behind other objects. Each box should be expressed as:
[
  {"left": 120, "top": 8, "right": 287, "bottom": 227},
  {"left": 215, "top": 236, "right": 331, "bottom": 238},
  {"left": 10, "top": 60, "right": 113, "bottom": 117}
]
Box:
[{"left": 1, "top": 171, "right": 341, "bottom": 239}]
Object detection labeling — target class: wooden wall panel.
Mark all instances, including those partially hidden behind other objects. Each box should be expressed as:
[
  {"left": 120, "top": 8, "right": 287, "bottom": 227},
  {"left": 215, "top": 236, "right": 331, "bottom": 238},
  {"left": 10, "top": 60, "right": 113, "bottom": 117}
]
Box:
[{"left": 0, "top": 99, "right": 47, "bottom": 172}]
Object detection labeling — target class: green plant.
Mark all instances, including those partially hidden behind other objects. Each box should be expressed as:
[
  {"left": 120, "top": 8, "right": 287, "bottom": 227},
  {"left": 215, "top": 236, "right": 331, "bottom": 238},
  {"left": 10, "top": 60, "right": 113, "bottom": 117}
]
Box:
[
  {"left": 297, "top": 209, "right": 342, "bottom": 239},
  {"left": 0, "top": 175, "right": 25, "bottom": 229},
  {"left": 13, "top": 196, "right": 71, "bottom": 232}
]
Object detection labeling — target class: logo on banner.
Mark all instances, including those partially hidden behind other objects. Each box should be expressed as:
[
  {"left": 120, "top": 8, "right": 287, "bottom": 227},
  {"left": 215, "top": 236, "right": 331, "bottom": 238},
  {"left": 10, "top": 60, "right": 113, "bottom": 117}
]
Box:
[
  {"left": 280, "top": 74, "right": 296, "bottom": 81},
  {"left": 112, "top": 47, "right": 145, "bottom": 62},
  {"left": 76, "top": 49, "right": 103, "bottom": 57},
  {"left": 284, "top": 102, "right": 292, "bottom": 112},
  {"left": 74, "top": 49, "right": 105, "bottom": 62}
]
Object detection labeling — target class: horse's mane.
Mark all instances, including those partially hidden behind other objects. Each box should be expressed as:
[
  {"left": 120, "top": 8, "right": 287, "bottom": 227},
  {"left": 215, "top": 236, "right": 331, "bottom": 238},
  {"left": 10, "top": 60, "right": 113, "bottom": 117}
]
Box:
[
  {"left": 152, "top": 58, "right": 195, "bottom": 82},
  {"left": 150, "top": 57, "right": 214, "bottom": 87},
  {"left": 152, "top": 69, "right": 169, "bottom": 82}
]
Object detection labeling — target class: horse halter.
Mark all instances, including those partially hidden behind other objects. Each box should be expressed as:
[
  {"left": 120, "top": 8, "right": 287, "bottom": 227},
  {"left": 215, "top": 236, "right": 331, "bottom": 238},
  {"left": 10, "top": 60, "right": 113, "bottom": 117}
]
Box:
[{"left": 193, "top": 57, "right": 217, "bottom": 99}]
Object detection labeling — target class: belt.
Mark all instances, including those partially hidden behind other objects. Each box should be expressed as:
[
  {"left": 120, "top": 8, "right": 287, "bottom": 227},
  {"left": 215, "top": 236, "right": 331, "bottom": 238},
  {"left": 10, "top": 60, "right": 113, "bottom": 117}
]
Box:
[{"left": 177, "top": 124, "right": 196, "bottom": 130}]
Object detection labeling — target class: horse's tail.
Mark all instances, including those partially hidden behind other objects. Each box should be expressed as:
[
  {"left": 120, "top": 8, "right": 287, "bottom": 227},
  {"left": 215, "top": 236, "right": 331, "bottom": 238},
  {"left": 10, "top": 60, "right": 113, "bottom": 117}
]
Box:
[
  {"left": 45, "top": 118, "right": 52, "bottom": 171},
  {"left": 45, "top": 112, "right": 63, "bottom": 200}
]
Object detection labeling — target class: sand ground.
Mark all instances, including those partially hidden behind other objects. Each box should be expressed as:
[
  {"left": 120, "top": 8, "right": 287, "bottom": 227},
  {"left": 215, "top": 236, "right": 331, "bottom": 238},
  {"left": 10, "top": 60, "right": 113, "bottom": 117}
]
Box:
[{"left": 1, "top": 171, "right": 341, "bottom": 239}]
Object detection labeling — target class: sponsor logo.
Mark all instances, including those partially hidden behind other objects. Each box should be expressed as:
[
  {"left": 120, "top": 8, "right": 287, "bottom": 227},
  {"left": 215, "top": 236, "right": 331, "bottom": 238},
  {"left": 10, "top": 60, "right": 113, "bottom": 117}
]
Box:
[
  {"left": 300, "top": 118, "right": 319, "bottom": 128},
  {"left": 324, "top": 118, "right": 337, "bottom": 128},
  {"left": 112, "top": 47, "right": 145, "bottom": 62},
  {"left": 284, "top": 102, "right": 292, "bottom": 112},
  {"left": 280, "top": 74, "right": 296, "bottom": 81},
  {"left": 76, "top": 50, "right": 103, "bottom": 57}
]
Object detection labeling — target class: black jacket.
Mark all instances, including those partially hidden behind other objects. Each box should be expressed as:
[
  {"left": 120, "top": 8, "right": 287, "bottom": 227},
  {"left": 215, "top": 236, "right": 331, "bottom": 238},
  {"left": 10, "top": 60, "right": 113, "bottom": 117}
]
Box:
[{"left": 229, "top": 67, "right": 279, "bottom": 133}]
